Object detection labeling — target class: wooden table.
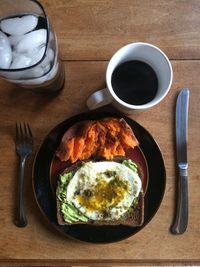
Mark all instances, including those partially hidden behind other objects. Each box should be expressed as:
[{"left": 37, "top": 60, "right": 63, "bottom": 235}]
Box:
[{"left": 0, "top": 0, "right": 200, "bottom": 266}]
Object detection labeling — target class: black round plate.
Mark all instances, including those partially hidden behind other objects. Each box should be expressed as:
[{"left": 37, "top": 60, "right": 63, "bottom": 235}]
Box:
[{"left": 32, "top": 111, "right": 166, "bottom": 243}]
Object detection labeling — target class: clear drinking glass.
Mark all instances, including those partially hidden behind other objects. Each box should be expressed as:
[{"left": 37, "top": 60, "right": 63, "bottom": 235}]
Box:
[{"left": 0, "top": 0, "right": 65, "bottom": 93}]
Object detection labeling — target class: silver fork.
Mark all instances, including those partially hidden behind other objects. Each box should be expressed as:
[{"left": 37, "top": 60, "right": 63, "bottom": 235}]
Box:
[{"left": 15, "top": 122, "right": 33, "bottom": 227}]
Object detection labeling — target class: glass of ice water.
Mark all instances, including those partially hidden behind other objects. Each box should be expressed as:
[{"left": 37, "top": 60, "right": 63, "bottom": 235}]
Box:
[{"left": 0, "top": 0, "right": 65, "bottom": 93}]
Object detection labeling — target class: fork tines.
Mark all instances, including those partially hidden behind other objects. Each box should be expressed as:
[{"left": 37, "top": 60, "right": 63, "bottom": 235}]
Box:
[{"left": 16, "top": 122, "right": 33, "bottom": 143}]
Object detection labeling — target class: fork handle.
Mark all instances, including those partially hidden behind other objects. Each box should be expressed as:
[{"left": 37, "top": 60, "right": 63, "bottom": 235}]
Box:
[{"left": 15, "top": 157, "right": 27, "bottom": 227}]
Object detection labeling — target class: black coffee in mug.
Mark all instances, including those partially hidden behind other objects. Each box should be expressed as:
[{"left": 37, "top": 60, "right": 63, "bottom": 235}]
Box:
[{"left": 111, "top": 60, "right": 158, "bottom": 105}]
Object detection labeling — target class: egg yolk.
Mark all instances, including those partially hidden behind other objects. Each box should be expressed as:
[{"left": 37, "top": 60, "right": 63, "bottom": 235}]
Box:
[{"left": 77, "top": 175, "right": 129, "bottom": 213}]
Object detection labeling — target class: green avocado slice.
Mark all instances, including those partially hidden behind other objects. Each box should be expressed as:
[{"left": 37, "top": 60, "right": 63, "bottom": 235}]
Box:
[{"left": 56, "top": 172, "right": 89, "bottom": 223}]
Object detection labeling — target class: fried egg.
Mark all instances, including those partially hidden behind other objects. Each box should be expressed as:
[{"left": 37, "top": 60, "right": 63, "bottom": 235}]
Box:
[{"left": 66, "top": 161, "right": 142, "bottom": 221}]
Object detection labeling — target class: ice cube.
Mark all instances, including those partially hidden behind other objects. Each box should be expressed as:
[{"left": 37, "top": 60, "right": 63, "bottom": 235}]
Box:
[
  {"left": 9, "top": 65, "right": 44, "bottom": 79},
  {"left": 30, "top": 46, "right": 46, "bottom": 65},
  {"left": 10, "top": 61, "right": 59, "bottom": 85},
  {"left": 0, "top": 15, "right": 38, "bottom": 35},
  {"left": 46, "top": 48, "right": 54, "bottom": 62},
  {"left": 2, "top": 71, "right": 23, "bottom": 80},
  {"left": 2, "top": 62, "right": 45, "bottom": 80},
  {"left": 16, "top": 29, "right": 47, "bottom": 54},
  {"left": 45, "top": 61, "right": 58, "bottom": 80},
  {"left": 9, "top": 46, "right": 45, "bottom": 70},
  {"left": 42, "top": 63, "right": 51, "bottom": 74},
  {"left": 41, "top": 48, "right": 54, "bottom": 67},
  {"left": 8, "top": 35, "right": 23, "bottom": 46},
  {"left": 22, "top": 66, "right": 44, "bottom": 78},
  {"left": 0, "top": 31, "right": 12, "bottom": 68},
  {"left": 10, "top": 54, "right": 32, "bottom": 69}
]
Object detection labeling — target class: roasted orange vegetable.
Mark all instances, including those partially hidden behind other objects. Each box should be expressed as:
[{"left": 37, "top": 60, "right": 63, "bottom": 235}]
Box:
[{"left": 56, "top": 118, "right": 139, "bottom": 163}]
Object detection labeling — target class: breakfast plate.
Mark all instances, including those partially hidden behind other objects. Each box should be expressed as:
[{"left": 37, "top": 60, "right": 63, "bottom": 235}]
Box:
[{"left": 32, "top": 111, "right": 166, "bottom": 243}]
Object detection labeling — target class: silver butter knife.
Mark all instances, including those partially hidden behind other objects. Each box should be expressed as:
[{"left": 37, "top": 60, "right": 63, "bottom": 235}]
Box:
[{"left": 171, "top": 88, "right": 190, "bottom": 234}]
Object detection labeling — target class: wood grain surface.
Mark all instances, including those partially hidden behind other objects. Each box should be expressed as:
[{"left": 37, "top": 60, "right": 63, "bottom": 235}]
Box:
[
  {"left": 40, "top": 0, "right": 200, "bottom": 60},
  {"left": 0, "top": 0, "right": 200, "bottom": 266}
]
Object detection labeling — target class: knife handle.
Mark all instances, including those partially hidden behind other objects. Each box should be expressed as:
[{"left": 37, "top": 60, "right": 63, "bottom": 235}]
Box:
[{"left": 171, "top": 169, "right": 188, "bottom": 234}]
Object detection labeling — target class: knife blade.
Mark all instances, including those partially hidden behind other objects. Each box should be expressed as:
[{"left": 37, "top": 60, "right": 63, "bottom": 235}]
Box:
[{"left": 171, "top": 88, "right": 189, "bottom": 234}]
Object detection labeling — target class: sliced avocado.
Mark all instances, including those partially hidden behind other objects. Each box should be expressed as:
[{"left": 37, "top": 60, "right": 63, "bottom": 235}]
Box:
[
  {"left": 122, "top": 159, "right": 138, "bottom": 173},
  {"left": 57, "top": 171, "right": 89, "bottom": 223},
  {"left": 61, "top": 203, "right": 78, "bottom": 222},
  {"left": 64, "top": 202, "right": 87, "bottom": 221}
]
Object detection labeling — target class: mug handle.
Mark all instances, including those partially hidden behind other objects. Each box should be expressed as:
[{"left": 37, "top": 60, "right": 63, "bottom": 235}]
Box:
[{"left": 86, "top": 88, "right": 113, "bottom": 110}]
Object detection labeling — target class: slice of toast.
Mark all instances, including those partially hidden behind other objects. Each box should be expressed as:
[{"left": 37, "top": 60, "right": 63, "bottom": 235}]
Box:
[
  {"left": 56, "top": 159, "right": 144, "bottom": 227},
  {"left": 57, "top": 190, "right": 144, "bottom": 226}
]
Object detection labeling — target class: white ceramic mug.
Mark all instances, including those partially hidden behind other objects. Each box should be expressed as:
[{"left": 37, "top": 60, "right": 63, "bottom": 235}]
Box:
[{"left": 87, "top": 42, "right": 173, "bottom": 114}]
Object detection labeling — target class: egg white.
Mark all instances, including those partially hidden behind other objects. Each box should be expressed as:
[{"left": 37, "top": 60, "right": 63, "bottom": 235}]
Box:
[{"left": 66, "top": 161, "right": 142, "bottom": 221}]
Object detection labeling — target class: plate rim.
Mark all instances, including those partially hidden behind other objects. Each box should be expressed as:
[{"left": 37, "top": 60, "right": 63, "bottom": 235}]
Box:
[{"left": 32, "top": 111, "right": 166, "bottom": 243}]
